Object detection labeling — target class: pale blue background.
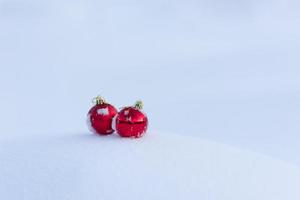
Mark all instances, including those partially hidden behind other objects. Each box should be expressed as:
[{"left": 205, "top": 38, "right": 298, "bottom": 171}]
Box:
[{"left": 0, "top": 0, "right": 300, "bottom": 163}]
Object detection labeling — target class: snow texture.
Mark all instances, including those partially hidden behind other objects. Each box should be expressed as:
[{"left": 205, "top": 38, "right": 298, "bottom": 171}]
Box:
[
  {"left": 1, "top": 132, "right": 300, "bottom": 200},
  {"left": 1, "top": 0, "right": 300, "bottom": 163},
  {"left": 1, "top": 0, "right": 300, "bottom": 199}
]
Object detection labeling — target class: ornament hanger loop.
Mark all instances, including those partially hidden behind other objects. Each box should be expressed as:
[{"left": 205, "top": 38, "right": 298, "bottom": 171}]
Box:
[
  {"left": 135, "top": 100, "right": 143, "bottom": 110},
  {"left": 92, "top": 96, "right": 106, "bottom": 105}
]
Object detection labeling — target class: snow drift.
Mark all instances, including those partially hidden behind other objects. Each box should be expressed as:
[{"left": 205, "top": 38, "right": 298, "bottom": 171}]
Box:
[{"left": 1, "top": 132, "right": 300, "bottom": 200}]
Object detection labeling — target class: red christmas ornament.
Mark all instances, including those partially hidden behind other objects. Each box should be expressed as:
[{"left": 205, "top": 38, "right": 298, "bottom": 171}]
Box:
[
  {"left": 87, "top": 96, "right": 117, "bottom": 135},
  {"left": 115, "top": 100, "right": 148, "bottom": 138}
]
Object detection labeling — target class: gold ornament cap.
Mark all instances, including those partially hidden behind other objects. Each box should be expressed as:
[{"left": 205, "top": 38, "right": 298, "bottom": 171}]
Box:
[
  {"left": 92, "top": 96, "right": 106, "bottom": 105},
  {"left": 134, "top": 100, "right": 143, "bottom": 110}
]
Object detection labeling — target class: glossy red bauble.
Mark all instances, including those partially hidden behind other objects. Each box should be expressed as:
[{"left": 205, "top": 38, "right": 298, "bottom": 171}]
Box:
[
  {"left": 115, "top": 101, "right": 148, "bottom": 138},
  {"left": 87, "top": 97, "right": 117, "bottom": 135}
]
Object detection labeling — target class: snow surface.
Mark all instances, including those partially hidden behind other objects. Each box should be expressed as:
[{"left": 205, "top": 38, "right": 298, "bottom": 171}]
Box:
[
  {"left": 1, "top": 0, "right": 300, "bottom": 199},
  {"left": 1, "top": 0, "right": 300, "bottom": 164},
  {"left": 1, "top": 132, "right": 300, "bottom": 200}
]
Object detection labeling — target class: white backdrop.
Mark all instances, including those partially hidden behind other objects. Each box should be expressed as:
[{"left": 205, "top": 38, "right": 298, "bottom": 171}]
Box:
[{"left": 1, "top": 0, "right": 300, "bottom": 164}]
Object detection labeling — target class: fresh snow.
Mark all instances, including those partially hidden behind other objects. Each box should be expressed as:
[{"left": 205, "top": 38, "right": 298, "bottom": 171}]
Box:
[
  {"left": 1, "top": 0, "right": 300, "bottom": 199},
  {"left": 1, "top": 132, "right": 300, "bottom": 200}
]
